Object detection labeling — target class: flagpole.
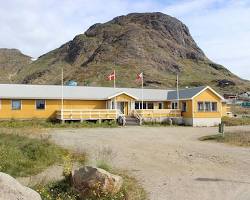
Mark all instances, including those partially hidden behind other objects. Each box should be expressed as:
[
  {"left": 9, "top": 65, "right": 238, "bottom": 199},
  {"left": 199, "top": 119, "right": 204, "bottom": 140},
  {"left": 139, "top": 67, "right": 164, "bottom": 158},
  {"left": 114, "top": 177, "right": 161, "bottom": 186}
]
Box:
[
  {"left": 176, "top": 74, "right": 179, "bottom": 110},
  {"left": 142, "top": 72, "right": 144, "bottom": 110},
  {"left": 61, "top": 67, "right": 64, "bottom": 121},
  {"left": 114, "top": 69, "right": 116, "bottom": 88}
]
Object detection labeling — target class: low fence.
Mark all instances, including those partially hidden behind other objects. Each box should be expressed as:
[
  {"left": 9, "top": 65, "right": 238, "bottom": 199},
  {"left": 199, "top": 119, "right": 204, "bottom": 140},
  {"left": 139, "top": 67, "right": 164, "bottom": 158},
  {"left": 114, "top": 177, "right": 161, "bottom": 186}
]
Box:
[
  {"left": 134, "top": 109, "right": 181, "bottom": 118},
  {"left": 56, "top": 109, "right": 118, "bottom": 121}
]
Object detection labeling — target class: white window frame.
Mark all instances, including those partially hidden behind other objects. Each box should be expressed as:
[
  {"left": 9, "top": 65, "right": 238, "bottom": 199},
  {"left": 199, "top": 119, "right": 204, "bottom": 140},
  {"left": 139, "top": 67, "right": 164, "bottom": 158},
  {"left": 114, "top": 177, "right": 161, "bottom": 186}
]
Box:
[
  {"left": 158, "top": 102, "right": 164, "bottom": 109},
  {"left": 171, "top": 102, "right": 178, "bottom": 109},
  {"left": 11, "top": 99, "right": 22, "bottom": 110},
  {"left": 197, "top": 101, "right": 218, "bottom": 112},
  {"left": 35, "top": 99, "right": 46, "bottom": 110}
]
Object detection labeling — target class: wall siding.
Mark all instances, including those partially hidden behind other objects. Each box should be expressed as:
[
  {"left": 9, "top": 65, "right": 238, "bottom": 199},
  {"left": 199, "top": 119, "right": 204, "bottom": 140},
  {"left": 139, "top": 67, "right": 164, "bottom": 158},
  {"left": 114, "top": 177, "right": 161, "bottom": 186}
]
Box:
[
  {"left": 193, "top": 89, "right": 222, "bottom": 118},
  {"left": 0, "top": 99, "right": 106, "bottom": 119}
]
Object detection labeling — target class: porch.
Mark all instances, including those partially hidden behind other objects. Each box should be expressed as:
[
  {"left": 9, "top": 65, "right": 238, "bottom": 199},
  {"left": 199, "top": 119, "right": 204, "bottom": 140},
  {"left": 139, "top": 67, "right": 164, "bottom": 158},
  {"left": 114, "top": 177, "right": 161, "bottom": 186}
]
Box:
[{"left": 56, "top": 108, "right": 182, "bottom": 124}]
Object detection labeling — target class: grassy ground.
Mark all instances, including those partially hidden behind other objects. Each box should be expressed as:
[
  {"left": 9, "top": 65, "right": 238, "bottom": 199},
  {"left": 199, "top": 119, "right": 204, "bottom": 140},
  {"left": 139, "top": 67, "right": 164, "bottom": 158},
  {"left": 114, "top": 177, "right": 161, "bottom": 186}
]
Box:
[
  {"left": 0, "top": 132, "right": 67, "bottom": 177},
  {"left": 230, "top": 105, "right": 250, "bottom": 115},
  {"left": 222, "top": 116, "right": 250, "bottom": 126},
  {"left": 199, "top": 131, "right": 250, "bottom": 147},
  {"left": 0, "top": 119, "right": 117, "bottom": 129}
]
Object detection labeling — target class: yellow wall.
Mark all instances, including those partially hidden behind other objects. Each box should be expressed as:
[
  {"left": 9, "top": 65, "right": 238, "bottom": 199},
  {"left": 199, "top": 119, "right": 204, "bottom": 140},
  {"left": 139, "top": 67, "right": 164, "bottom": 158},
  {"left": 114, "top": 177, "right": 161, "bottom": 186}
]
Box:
[
  {"left": 193, "top": 88, "right": 222, "bottom": 118},
  {"left": 115, "top": 94, "right": 135, "bottom": 102},
  {"left": 180, "top": 100, "right": 193, "bottom": 118},
  {"left": 0, "top": 99, "right": 106, "bottom": 119}
]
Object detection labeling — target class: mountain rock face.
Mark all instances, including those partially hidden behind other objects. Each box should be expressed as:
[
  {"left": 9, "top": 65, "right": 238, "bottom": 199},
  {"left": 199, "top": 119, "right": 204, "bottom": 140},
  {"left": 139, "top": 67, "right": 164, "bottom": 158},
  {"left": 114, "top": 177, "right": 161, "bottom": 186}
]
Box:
[
  {"left": 1, "top": 12, "right": 250, "bottom": 93},
  {"left": 0, "top": 48, "right": 31, "bottom": 83}
]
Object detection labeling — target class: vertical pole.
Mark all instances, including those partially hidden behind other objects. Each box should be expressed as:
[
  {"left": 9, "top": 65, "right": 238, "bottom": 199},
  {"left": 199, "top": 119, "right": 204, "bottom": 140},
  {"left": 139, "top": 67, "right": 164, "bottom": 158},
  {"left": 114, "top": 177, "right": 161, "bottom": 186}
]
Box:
[
  {"left": 114, "top": 70, "right": 116, "bottom": 88},
  {"left": 61, "top": 67, "right": 64, "bottom": 121},
  {"left": 176, "top": 74, "right": 179, "bottom": 109},
  {"left": 142, "top": 72, "right": 144, "bottom": 110}
]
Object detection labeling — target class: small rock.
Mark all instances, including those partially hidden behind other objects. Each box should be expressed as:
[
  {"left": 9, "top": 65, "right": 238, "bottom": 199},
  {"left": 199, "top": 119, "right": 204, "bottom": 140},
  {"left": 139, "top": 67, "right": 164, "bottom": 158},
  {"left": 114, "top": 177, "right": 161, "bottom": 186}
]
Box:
[
  {"left": 0, "top": 172, "right": 42, "bottom": 200},
  {"left": 72, "top": 166, "right": 123, "bottom": 197}
]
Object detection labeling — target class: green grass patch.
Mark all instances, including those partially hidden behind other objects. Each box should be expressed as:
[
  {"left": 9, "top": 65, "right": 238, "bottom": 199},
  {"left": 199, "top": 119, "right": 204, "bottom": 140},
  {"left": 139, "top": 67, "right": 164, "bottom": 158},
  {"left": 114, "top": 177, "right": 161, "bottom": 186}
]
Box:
[
  {"left": 199, "top": 131, "right": 250, "bottom": 147},
  {"left": 0, "top": 133, "right": 68, "bottom": 177},
  {"left": 222, "top": 116, "right": 250, "bottom": 126},
  {"left": 35, "top": 170, "right": 147, "bottom": 200},
  {"left": 0, "top": 119, "right": 118, "bottom": 129}
]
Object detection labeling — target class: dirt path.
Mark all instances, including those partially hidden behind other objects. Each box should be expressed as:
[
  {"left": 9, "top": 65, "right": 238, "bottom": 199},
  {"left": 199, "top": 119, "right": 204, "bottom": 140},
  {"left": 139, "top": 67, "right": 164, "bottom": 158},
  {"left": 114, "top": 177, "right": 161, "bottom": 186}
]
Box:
[{"left": 50, "top": 126, "right": 250, "bottom": 200}]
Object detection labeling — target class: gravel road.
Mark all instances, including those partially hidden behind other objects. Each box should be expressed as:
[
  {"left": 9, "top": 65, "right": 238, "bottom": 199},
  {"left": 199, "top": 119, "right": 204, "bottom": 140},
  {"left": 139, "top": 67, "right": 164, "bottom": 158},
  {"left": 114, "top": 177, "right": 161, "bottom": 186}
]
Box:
[{"left": 50, "top": 126, "right": 250, "bottom": 200}]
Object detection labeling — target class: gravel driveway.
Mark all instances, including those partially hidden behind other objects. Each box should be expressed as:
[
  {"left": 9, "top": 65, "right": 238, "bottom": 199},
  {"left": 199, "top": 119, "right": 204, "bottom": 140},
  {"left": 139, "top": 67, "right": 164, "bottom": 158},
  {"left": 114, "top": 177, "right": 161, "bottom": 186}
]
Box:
[{"left": 50, "top": 126, "right": 250, "bottom": 200}]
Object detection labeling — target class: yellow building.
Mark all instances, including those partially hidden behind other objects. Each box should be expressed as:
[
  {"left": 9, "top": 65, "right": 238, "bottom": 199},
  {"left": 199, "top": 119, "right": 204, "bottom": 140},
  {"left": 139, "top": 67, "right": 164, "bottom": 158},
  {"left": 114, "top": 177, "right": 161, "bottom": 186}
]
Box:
[{"left": 0, "top": 84, "right": 227, "bottom": 126}]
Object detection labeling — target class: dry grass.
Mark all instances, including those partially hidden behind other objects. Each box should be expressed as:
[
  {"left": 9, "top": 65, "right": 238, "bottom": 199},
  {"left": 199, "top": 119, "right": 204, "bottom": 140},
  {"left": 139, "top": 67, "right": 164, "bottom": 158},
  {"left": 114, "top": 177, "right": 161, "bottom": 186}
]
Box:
[
  {"left": 230, "top": 105, "right": 250, "bottom": 115},
  {"left": 222, "top": 116, "right": 250, "bottom": 126},
  {"left": 200, "top": 131, "right": 250, "bottom": 147}
]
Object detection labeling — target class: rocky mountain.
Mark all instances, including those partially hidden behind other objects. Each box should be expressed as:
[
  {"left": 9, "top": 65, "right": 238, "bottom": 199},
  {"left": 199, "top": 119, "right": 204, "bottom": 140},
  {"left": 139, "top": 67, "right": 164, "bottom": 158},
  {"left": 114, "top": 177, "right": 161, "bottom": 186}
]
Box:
[
  {"left": 1, "top": 12, "right": 250, "bottom": 93},
  {"left": 0, "top": 48, "right": 31, "bottom": 83}
]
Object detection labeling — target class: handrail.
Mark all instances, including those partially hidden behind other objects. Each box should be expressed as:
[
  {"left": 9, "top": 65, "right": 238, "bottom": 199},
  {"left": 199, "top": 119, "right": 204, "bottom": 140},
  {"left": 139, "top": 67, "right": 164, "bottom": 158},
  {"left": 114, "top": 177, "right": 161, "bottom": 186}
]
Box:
[
  {"left": 135, "top": 109, "right": 181, "bottom": 118},
  {"left": 133, "top": 109, "right": 143, "bottom": 125},
  {"left": 56, "top": 109, "right": 117, "bottom": 121}
]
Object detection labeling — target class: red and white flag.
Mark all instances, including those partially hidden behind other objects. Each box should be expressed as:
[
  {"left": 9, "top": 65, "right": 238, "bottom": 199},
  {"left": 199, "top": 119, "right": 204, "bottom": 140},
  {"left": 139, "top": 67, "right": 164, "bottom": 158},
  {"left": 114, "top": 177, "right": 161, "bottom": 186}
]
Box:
[
  {"left": 136, "top": 72, "right": 143, "bottom": 81},
  {"left": 107, "top": 70, "right": 116, "bottom": 81}
]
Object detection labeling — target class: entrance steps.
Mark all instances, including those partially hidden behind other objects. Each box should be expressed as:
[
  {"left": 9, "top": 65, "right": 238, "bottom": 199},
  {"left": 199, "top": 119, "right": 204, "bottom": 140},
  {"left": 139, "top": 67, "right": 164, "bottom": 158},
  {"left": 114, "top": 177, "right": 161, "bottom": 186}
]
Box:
[{"left": 125, "top": 116, "right": 140, "bottom": 126}]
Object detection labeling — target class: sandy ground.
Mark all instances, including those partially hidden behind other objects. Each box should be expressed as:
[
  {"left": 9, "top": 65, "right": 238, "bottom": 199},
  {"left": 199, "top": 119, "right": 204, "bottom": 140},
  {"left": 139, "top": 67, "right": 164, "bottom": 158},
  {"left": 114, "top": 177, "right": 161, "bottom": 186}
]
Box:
[{"left": 50, "top": 126, "right": 250, "bottom": 200}]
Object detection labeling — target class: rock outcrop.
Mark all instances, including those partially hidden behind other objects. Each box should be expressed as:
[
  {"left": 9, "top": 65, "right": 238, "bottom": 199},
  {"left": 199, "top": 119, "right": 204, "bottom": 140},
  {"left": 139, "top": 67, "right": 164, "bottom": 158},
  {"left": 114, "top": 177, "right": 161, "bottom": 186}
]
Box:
[
  {"left": 1, "top": 13, "right": 249, "bottom": 93},
  {"left": 72, "top": 166, "right": 123, "bottom": 197},
  {"left": 0, "top": 172, "right": 42, "bottom": 200}
]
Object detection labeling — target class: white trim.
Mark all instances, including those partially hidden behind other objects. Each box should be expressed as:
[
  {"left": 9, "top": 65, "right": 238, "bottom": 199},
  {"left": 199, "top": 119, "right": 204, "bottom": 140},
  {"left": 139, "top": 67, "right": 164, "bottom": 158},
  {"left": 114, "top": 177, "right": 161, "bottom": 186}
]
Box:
[
  {"left": 191, "top": 86, "right": 224, "bottom": 100},
  {"left": 11, "top": 99, "right": 22, "bottom": 110},
  {"left": 107, "top": 91, "right": 138, "bottom": 100}
]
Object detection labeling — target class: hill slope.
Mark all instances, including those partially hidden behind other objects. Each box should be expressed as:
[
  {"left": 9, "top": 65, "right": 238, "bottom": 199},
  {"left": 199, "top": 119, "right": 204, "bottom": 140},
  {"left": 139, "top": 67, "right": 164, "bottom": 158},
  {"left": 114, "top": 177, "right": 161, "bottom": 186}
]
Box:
[
  {"left": 3, "top": 12, "right": 250, "bottom": 93},
  {"left": 0, "top": 49, "right": 31, "bottom": 83}
]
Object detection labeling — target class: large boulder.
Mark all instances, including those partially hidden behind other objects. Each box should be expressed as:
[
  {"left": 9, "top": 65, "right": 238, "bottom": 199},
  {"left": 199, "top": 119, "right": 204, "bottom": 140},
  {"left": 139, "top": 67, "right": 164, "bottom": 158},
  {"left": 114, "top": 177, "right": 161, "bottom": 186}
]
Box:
[
  {"left": 0, "top": 172, "right": 42, "bottom": 200},
  {"left": 72, "top": 166, "right": 123, "bottom": 197}
]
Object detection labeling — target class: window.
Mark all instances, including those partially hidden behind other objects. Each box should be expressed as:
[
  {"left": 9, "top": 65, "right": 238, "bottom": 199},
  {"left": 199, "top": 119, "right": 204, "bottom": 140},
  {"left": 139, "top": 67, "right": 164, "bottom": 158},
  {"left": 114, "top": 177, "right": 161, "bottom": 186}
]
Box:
[
  {"left": 147, "top": 103, "right": 154, "bottom": 109},
  {"left": 182, "top": 102, "right": 187, "bottom": 112},
  {"left": 12, "top": 100, "right": 21, "bottom": 110},
  {"left": 159, "top": 102, "right": 163, "bottom": 109},
  {"left": 36, "top": 100, "right": 45, "bottom": 110},
  {"left": 205, "top": 102, "right": 211, "bottom": 111},
  {"left": 135, "top": 102, "right": 140, "bottom": 109},
  {"left": 171, "top": 102, "right": 178, "bottom": 109},
  {"left": 212, "top": 102, "right": 217, "bottom": 111},
  {"left": 198, "top": 101, "right": 218, "bottom": 112},
  {"left": 198, "top": 102, "right": 204, "bottom": 111}
]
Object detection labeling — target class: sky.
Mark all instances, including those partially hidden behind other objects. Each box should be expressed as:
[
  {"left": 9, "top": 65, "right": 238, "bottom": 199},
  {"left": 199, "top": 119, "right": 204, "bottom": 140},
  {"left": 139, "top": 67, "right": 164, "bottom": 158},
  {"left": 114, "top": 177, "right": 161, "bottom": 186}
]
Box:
[{"left": 0, "top": 0, "right": 249, "bottom": 80}]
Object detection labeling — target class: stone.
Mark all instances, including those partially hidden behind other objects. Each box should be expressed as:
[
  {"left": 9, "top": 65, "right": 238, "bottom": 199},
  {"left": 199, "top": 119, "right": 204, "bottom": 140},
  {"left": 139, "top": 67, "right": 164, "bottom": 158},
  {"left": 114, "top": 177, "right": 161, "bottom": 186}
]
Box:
[
  {"left": 0, "top": 172, "right": 42, "bottom": 200},
  {"left": 72, "top": 166, "right": 123, "bottom": 197}
]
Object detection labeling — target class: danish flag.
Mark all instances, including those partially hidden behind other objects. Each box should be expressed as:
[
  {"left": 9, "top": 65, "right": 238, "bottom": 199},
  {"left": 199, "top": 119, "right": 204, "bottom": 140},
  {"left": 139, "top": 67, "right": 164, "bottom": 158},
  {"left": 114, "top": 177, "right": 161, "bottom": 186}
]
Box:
[
  {"left": 107, "top": 70, "right": 115, "bottom": 81},
  {"left": 136, "top": 72, "right": 143, "bottom": 81}
]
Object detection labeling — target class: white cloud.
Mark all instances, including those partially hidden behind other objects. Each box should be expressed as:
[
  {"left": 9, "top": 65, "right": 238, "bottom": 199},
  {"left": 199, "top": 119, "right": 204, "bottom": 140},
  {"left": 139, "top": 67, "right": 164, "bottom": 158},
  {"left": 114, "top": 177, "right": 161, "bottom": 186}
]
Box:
[{"left": 0, "top": 0, "right": 249, "bottom": 80}]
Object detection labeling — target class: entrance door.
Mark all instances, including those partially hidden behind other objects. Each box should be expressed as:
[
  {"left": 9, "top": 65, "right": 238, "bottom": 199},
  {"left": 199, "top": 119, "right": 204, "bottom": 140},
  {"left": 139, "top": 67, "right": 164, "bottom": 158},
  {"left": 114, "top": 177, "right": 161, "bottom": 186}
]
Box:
[
  {"left": 117, "top": 102, "right": 129, "bottom": 115},
  {"left": 117, "top": 102, "right": 125, "bottom": 114}
]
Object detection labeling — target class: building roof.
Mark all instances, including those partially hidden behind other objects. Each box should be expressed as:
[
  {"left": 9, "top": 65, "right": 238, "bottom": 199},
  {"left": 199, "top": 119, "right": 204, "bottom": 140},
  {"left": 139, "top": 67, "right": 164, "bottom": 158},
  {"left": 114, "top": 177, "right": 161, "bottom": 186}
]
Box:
[
  {"left": 167, "top": 86, "right": 207, "bottom": 100},
  {"left": 0, "top": 84, "right": 169, "bottom": 101},
  {"left": 0, "top": 84, "right": 221, "bottom": 101}
]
